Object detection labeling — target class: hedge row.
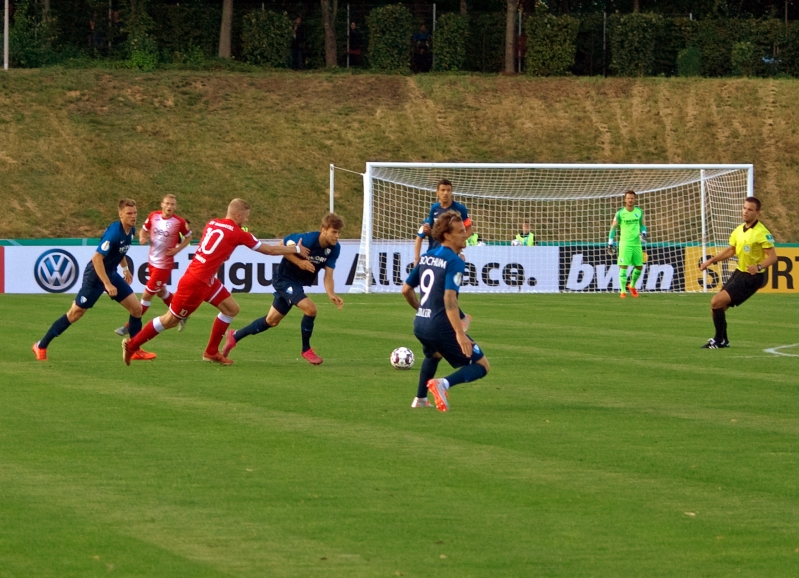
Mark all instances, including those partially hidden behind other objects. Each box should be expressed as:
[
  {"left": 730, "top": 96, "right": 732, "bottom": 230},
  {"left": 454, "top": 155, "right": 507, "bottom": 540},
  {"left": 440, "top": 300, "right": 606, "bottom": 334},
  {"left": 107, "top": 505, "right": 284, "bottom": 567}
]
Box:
[{"left": 5, "top": 2, "right": 799, "bottom": 77}]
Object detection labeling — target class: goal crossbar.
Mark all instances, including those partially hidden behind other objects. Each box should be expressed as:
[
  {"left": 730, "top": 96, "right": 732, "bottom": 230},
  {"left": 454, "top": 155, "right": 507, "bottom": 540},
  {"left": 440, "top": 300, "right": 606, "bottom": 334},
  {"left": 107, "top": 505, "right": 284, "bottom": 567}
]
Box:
[{"left": 352, "top": 163, "right": 754, "bottom": 294}]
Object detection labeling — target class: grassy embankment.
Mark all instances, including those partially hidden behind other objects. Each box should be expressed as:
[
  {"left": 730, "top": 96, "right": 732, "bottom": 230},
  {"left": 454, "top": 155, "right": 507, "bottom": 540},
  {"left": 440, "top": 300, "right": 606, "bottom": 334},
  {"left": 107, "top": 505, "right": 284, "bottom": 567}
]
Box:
[{"left": 1, "top": 69, "right": 798, "bottom": 241}]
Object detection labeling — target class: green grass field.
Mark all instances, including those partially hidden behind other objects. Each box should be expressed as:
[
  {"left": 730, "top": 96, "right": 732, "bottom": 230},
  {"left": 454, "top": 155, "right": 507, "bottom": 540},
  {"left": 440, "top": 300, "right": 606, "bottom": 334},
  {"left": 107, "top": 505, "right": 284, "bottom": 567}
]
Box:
[{"left": 2, "top": 292, "right": 798, "bottom": 577}]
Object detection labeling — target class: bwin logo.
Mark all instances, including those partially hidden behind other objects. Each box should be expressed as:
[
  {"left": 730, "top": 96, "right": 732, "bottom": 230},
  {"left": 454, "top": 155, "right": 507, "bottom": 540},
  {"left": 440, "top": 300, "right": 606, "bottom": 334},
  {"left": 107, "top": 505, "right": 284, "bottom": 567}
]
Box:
[{"left": 35, "top": 249, "right": 80, "bottom": 293}]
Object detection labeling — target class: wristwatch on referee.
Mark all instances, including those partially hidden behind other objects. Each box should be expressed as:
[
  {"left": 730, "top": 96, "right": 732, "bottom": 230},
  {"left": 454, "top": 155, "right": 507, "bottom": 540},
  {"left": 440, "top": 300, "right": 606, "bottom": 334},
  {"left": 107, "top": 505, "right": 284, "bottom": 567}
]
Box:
[{"left": 756, "top": 263, "right": 763, "bottom": 272}]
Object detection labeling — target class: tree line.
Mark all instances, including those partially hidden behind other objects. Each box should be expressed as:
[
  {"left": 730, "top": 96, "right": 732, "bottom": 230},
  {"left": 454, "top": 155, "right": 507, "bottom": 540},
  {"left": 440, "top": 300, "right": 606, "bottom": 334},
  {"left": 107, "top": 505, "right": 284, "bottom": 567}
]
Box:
[{"left": 2, "top": 1, "right": 798, "bottom": 75}]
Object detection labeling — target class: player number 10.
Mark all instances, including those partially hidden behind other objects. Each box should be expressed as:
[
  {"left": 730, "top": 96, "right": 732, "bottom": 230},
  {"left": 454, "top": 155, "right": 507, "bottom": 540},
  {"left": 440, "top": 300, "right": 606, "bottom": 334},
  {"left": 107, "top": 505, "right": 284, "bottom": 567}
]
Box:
[{"left": 200, "top": 228, "right": 225, "bottom": 255}]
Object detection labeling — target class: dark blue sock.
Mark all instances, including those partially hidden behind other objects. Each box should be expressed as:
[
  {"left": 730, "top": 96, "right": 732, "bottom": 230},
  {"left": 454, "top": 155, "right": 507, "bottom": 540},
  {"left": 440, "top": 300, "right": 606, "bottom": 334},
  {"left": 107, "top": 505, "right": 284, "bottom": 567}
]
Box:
[
  {"left": 417, "top": 356, "right": 441, "bottom": 398},
  {"left": 234, "top": 317, "right": 270, "bottom": 342},
  {"left": 301, "top": 315, "right": 315, "bottom": 352},
  {"left": 39, "top": 314, "right": 72, "bottom": 349},
  {"left": 445, "top": 363, "right": 487, "bottom": 388},
  {"left": 128, "top": 316, "right": 142, "bottom": 339}
]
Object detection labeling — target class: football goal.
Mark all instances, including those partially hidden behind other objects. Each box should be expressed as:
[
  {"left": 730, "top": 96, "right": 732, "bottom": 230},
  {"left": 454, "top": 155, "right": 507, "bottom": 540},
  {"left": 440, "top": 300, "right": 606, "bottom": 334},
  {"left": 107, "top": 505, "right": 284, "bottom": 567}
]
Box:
[{"left": 348, "top": 163, "right": 753, "bottom": 294}]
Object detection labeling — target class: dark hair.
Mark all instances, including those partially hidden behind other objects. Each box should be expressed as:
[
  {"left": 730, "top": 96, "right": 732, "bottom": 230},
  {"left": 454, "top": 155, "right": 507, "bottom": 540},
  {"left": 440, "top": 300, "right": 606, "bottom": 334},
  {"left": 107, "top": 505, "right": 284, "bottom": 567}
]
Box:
[
  {"left": 745, "top": 196, "right": 761, "bottom": 211},
  {"left": 432, "top": 210, "right": 463, "bottom": 242},
  {"left": 321, "top": 212, "right": 344, "bottom": 230},
  {"left": 118, "top": 198, "right": 136, "bottom": 210},
  {"left": 624, "top": 190, "right": 637, "bottom": 197},
  {"left": 437, "top": 179, "right": 452, "bottom": 189}
]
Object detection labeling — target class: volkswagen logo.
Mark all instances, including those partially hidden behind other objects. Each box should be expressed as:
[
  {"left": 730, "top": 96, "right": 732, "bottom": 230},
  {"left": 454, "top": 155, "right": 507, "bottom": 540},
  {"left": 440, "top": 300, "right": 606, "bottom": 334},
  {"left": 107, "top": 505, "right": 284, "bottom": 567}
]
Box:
[{"left": 34, "top": 249, "right": 80, "bottom": 293}]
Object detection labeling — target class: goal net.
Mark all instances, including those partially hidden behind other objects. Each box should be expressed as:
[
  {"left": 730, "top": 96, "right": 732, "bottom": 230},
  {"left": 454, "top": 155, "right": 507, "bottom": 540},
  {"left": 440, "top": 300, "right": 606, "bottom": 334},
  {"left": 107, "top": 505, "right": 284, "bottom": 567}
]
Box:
[{"left": 349, "top": 163, "right": 752, "bottom": 294}]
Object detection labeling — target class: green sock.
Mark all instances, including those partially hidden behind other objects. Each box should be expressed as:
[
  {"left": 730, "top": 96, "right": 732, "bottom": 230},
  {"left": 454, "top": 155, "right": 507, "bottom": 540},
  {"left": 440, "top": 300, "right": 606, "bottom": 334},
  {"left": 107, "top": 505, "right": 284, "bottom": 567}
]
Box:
[
  {"left": 619, "top": 267, "right": 628, "bottom": 292},
  {"left": 630, "top": 267, "right": 642, "bottom": 288}
]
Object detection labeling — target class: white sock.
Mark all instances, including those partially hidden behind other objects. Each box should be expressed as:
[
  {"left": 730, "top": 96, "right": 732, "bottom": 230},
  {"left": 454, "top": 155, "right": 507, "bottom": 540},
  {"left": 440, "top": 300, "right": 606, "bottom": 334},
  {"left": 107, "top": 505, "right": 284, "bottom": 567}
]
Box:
[
  {"left": 153, "top": 318, "right": 165, "bottom": 333},
  {"left": 217, "top": 313, "right": 235, "bottom": 324}
]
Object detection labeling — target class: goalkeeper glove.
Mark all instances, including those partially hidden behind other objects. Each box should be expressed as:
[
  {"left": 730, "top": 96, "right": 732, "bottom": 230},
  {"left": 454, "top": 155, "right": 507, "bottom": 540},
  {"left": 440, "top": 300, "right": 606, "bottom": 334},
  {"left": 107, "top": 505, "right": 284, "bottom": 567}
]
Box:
[
  {"left": 640, "top": 231, "right": 648, "bottom": 244},
  {"left": 606, "top": 240, "right": 616, "bottom": 256}
]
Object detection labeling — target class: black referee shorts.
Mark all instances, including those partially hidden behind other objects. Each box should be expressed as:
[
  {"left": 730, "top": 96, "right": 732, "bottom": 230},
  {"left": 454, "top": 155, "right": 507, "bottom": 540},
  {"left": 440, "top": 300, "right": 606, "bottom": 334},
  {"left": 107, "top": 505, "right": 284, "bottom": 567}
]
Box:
[{"left": 722, "top": 270, "right": 767, "bottom": 307}]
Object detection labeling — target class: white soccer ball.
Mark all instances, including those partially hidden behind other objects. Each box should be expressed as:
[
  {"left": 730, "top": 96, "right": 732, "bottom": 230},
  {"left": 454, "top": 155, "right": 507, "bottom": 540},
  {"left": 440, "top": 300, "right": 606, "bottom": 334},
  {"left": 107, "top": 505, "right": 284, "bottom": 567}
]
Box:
[
  {"left": 511, "top": 239, "right": 521, "bottom": 246},
  {"left": 390, "top": 347, "right": 415, "bottom": 370}
]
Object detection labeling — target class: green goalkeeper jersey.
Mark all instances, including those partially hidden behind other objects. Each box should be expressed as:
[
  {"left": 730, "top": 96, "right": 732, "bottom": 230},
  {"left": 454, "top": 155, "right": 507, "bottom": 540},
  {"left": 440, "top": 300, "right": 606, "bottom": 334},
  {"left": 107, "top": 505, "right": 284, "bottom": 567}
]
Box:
[{"left": 615, "top": 207, "right": 645, "bottom": 246}]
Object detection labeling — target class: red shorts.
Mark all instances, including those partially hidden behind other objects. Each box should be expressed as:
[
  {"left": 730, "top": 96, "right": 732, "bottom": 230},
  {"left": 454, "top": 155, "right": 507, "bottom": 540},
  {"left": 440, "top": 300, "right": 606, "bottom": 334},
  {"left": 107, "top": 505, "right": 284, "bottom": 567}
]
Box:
[
  {"left": 169, "top": 273, "right": 230, "bottom": 320},
  {"left": 144, "top": 265, "right": 172, "bottom": 294}
]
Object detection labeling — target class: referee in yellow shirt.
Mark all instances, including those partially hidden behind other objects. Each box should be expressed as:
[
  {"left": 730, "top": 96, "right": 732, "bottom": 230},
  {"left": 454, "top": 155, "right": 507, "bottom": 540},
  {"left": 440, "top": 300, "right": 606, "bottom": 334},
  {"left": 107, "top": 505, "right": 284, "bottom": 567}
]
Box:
[{"left": 699, "top": 197, "right": 777, "bottom": 349}]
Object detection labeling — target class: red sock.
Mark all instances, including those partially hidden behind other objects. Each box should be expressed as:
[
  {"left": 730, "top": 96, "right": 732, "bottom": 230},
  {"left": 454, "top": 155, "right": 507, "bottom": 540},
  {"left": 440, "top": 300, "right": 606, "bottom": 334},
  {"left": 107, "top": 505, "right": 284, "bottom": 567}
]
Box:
[
  {"left": 141, "top": 303, "right": 150, "bottom": 316},
  {"left": 205, "top": 317, "right": 230, "bottom": 356},
  {"left": 128, "top": 320, "right": 159, "bottom": 350},
  {"left": 162, "top": 294, "right": 172, "bottom": 307}
]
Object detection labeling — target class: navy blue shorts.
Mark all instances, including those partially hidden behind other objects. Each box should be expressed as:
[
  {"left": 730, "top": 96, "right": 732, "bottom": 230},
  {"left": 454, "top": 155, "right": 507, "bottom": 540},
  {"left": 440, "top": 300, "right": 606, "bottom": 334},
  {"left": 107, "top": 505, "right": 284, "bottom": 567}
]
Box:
[
  {"left": 415, "top": 332, "right": 485, "bottom": 369},
  {"left": 271, "top": 279, "right": 309, "bottom": 316},
  {"left": 75, "top": 271, "right": 133, "bottom": 310}
]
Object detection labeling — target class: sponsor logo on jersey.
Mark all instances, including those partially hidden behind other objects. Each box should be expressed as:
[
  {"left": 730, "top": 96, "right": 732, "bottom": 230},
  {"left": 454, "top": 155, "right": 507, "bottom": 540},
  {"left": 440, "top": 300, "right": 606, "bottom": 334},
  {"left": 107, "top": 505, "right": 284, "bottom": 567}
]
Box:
[
  {"left": 454, "top": 272, "right": 462, "bottom": 286},
  {"left": 34, "top": 249, "right": 80, "bottom": 293},
  {"left": 101, "top": 241, "right": 110, "bottom": 251}
]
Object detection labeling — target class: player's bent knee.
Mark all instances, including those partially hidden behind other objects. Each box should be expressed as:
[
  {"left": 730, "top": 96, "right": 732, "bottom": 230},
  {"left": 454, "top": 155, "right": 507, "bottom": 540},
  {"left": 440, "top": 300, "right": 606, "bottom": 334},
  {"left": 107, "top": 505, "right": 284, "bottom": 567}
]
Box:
[
  {"left": 265, "top": 306, "right": 285, "bottom": 326},
  {"left": 711, "top": 291, "right": 731, "bottom": 309},
  {"left": 477, "top": 357, "right": 490, "bottom": 373},
  {"left": 67, "top": 307, "right": 86, "bottom": 323},
  {"left": 298, "top": 300, "right": 317, "bottom": 317},
  {"left": 161, "top": 312, "right": 181, "bottom": 329},
  {"left": 217, "top": 297, "right": 240, "bottom": 318}
]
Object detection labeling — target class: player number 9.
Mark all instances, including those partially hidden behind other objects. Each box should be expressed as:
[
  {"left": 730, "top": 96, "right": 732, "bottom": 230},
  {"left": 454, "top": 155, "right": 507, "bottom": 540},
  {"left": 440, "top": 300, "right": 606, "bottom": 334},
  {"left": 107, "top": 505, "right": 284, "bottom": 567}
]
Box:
[{"left": 419, "top": 269, "right": 435, "bottom": 306}]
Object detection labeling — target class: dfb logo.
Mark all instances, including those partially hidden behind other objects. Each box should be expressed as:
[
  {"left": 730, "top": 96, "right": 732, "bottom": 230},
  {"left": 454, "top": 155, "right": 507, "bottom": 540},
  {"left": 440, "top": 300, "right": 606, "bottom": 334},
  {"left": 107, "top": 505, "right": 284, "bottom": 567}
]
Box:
[{"left": 34, "top": 249, "right": 80, "bottom": 293}]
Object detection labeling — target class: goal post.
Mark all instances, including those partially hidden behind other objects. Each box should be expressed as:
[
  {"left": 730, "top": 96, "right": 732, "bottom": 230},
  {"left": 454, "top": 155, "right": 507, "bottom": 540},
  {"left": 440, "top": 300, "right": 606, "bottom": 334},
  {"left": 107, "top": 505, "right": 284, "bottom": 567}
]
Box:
[{"left": 349, "top": 163, "right": 753, "bottom": 294}]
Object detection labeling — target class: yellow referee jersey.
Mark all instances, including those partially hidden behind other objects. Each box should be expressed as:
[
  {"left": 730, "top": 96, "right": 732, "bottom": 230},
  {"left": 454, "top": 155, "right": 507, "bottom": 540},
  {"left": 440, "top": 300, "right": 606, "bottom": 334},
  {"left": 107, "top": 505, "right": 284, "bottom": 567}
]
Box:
[{"left": 729, "top": 221, "right": 775, "bottom": 272}]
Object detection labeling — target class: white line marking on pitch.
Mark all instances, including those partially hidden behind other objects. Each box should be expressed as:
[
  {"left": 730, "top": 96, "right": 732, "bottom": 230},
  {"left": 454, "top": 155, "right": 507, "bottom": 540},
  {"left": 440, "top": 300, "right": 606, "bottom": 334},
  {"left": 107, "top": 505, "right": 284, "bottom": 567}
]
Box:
[{"left": 764, "top": 343, "right": 799, "bottom": 358}]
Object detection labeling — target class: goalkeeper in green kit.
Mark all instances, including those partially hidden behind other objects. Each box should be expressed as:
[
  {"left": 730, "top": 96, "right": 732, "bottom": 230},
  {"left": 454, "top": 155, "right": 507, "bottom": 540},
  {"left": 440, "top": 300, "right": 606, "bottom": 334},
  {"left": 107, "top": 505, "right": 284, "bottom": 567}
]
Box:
[{"left": 607, "top": 190, "right": 647, "bottom": 298}]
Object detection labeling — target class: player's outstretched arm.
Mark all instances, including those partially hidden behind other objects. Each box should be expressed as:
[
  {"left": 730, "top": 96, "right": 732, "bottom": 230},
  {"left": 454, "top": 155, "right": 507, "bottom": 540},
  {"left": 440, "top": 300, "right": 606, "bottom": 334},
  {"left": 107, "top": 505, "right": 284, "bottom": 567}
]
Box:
[
  {"left": 324, "top": 267, "right": 343, "bottom": 309},
  {"left": 401, "top": 283, "right": 420, "bottom": 311},
  {"left": 699, "top": 246, "right": 736, "bottom": 271},
  {"left": 257, "top": 238, "right": 311, "bottom": 258},
  {"left": 444, "top": 290, "right": 471, "bottom": 357},
  {"left": 283, "top": 252, "right": 316, "bottom": 273}
]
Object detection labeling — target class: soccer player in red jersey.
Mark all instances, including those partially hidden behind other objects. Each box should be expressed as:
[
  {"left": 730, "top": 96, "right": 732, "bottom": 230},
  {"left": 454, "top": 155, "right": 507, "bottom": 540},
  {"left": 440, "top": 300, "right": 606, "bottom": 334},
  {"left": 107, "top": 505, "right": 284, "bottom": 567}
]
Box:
[
  {"left": 115, "top": 194, "right": 192, "bottom": 336},
  {"left": 122, "top": 198, "right": 312, "bottom": 365}
]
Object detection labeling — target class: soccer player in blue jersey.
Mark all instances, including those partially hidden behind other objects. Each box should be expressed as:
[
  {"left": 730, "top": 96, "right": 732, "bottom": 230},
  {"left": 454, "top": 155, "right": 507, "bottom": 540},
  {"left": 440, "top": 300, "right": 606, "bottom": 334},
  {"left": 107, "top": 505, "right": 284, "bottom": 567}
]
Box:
[
  {"left": 402, "top": 210, "right": 490, "bottom": 412},
  {"left": 413, "top": 179, "right": 472, "bottom": 266},
  {"left": 32, "top": 199, "right": 155, "bottom": 361},
  {"left": 222, "top": 213, "right": 344, "bottom": 365}
]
